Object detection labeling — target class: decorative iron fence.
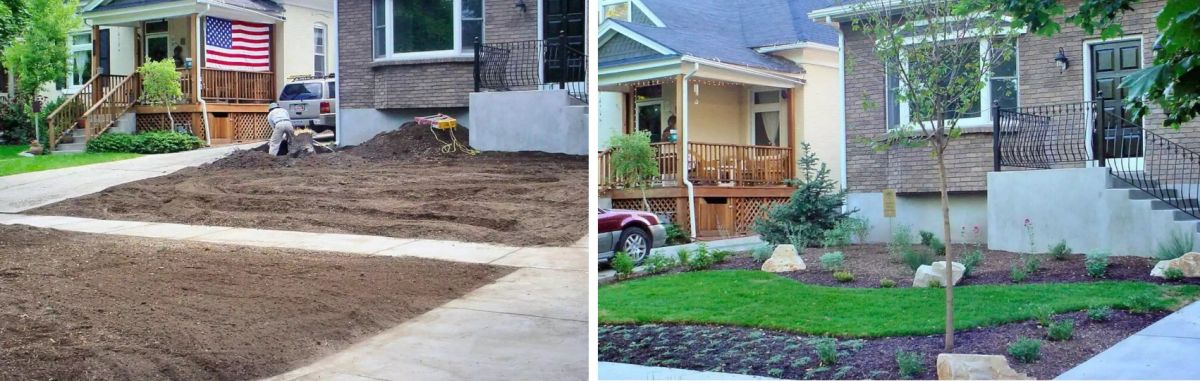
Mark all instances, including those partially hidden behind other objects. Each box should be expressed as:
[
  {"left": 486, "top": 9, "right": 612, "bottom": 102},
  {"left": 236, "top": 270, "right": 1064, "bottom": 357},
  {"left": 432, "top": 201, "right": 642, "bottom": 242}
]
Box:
[
  {"left": 993, "top": 99, "right": 1200, "bottom": 219},
  {"left": 473, "top": 34, "right": 588, "bottom": 104}
]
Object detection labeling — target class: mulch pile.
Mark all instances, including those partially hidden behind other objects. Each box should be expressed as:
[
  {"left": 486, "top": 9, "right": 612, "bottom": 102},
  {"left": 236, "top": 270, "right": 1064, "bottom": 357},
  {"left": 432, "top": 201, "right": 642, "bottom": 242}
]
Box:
[
  {"left": 344, "top": 122, "right": 474, "bottom": 161},
  {"left": 0, "top": 224, "right": 512, "bottom": 380},
  {"left": 600, "top": 309, "right": 1165, "bottom": 380}
]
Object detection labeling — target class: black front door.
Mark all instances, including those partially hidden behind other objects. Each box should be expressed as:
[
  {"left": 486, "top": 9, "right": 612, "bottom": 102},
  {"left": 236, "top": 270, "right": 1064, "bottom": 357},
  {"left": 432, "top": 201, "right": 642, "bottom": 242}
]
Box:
[
  {"left": 543, "top": 0, "right": 585, "bottom": 83},
  {"left": 98, "top": 29, "right": 111, "bottom": 75},
  {"left": 1091, "top": 40, "right": 1142, "bottom": 159}
]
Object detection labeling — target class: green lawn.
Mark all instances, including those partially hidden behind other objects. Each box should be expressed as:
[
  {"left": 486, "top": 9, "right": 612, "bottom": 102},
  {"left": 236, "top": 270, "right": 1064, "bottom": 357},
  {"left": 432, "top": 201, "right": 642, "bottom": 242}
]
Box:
[
  {"left": 599, "top": 270, "right": 1200, "bottom": 337},
  {"left": 0, "top": 145, "right": 141, "bottom": 177}
]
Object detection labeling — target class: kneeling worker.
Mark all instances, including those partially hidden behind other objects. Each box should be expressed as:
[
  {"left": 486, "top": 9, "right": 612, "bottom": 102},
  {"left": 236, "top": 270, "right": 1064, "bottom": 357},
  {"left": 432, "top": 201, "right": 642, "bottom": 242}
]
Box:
[{"left": 267, "top": 102, "right": 294, "bottom": 155}]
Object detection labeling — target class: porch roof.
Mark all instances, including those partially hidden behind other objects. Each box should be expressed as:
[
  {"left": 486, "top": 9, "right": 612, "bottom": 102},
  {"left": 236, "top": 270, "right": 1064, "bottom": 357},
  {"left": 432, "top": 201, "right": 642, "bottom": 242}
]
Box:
[
  {"left": 83, "top": 0, "right": 284, "bottom": 25},
  {"left": 598, "top": 56, "right": 805, "bottom": 92}
]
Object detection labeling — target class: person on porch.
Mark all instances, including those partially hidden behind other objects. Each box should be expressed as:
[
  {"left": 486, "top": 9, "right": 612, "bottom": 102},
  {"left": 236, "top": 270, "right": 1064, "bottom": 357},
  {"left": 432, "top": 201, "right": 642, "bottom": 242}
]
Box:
[
  {"left": 266, "top": 102, "right": 294, "bottom": 156},
  {"left": 664, "top": 115, "right": 678, "bottom": 143}
]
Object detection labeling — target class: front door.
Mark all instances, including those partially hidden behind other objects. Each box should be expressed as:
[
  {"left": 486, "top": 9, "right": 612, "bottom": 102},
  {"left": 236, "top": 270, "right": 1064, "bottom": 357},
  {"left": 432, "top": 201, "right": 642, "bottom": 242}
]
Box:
[
  {"left": 1091, "top": 40, "right": 1143, "bottom": 164},
  {"left": 543, "top": 0, "right": 585, "bottom": 83},
  {"left": 98, "top": 29, "right": 111, "bottom": 75},
  {"left": 146, "top": 34, "right": 169, "bottom": 63},
  {"left": 636, "top": 102, "right": 663, "bottom": 143}
]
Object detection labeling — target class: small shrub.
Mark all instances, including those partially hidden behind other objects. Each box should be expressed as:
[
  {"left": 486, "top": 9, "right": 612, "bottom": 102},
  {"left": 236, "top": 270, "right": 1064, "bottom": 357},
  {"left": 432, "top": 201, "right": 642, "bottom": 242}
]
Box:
[
  {"left": 833, "top": 271, "right": 854, "bottom": 283},
  {"left": 902, "top": 247, "right": 934, "bottom": 271},
  {"left": 1023, "top": 254, "right": 1041, "bottom": 274},
  {"left": 879, "top": 278, "right": 896, "bottom": 288},
  {"left": 86, "top": 133, "right": 137, "bottom": 153},
  {"left": 1028, "top": 305, "right": 1054, "bottom": 326},
  {"left": 664, "top": 224, "right": 689, "bottom": 246},
  {"left": 1156, "top": 228, "right": 1194, "bottom": 260},
  {"left": 1087, "top": 305, "right": 1112, "bottom": 322},
  {"left": 813, "top": 338, "right": 838, "bottom": 365},
  {"left": 822, "top": 221, "right": 854, "bottom": 248},
  {"left": 1126, "top": 293, "right": 1163, "bottom": 315},
  {"left": 888, "top": 225, "right": 914, "bottom": 263},
  {"left": 87, "top": 131, "right": 204, "bottom": 154},
  {"left": 685, "top": 250, "right": 716, "bottom": 271},
  {"left": 767, "top": 368, "right": 784, "bottom": 378},
  {"left": 1048, "top": 240, "right": 1072, "bottom": 260},
  {"left": 927, "top": 236, "right": 946, "bottom": 256},
  {"left": 711, "top": 249, "right": 732, "bottom": 263},
  {"left": 642, "top": 255, "right": 676, "bottom": 274},
  {"left": 848, "top": 217, "right": 871, "bottom": 243},
  {"left": 1007, "top": 338, "right": 1042, "bottom": 363},
  {"left": 962, "top": 249, "right": 983, "bottom": 277},
  {"left": 1046, "top": 319, "right": 1075, "bottom": 341},
  {"left": 751, "top": 142, "right": 852, "bottom": 245},
  {"left": 1010, "top": 265, "right": 1028, "bottom": 283},
  {"left": 918, "top": 230, "right": 935, "bottom": 246},
  {"left": 895, "top": 350, "right": 923, "bottom": 379},
  {"left": 751, "top": 244, "right": 775, "bottom": 263},
  {"left": 1085, "top": 251, "right": 1109, "bottom": 278},
  {"left": 1164, "top": 267, "right": 1185, "bottom": 281},
  {"left": 927, "top": 279, "right": 943, "bottom": 288},
  {"left": 611, "top": 252, "right": 634, "bottom": 278},
  {"left": 676, "top": 249, "right": 690, "bottom": 267},
  {"left": 820, "top": 251, "right": 846, "bottom": 271}
]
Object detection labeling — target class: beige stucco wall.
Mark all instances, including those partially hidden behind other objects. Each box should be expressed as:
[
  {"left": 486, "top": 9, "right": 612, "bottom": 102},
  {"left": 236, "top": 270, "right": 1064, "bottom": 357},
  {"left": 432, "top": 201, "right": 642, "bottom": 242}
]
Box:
[
  {"left": 774, "top": 46, "right": 842, "bottom": 186},
  {"left": 276, "top": 0, "right": 333, "bottom": 92}
]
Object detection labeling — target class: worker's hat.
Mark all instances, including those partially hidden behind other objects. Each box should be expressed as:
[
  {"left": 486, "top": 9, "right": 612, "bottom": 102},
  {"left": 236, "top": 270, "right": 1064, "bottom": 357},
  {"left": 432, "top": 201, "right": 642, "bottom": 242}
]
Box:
[{"left": 268, "top": 102, "right": 279, "bottom": 109}]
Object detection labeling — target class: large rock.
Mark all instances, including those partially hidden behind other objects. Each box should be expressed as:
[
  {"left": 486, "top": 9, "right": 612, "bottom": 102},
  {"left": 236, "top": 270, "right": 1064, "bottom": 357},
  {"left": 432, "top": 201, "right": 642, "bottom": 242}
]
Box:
[
  {"left": 937, "top": 354, "right": 1031, "bottom": 380},
  {"left": 1150, "top": 252, "right": 1200, "bottom": 278},
  {"left": 914, "top": 261, "right": 965, "bottom": 287},
  {"left": 761, "top": 244, "right": 806, "bottom": 272}
]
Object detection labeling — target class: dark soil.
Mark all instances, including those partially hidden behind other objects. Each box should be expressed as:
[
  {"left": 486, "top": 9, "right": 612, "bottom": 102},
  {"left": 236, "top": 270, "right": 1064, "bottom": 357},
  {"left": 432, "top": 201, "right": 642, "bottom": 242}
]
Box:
[
  {"left": 599, "top": 309, "right": 1165, "bottom": 380},
  {"left": 711, "top": 244, "right": 1200, "bottom": 288},
  {"left": 28, "top": 123, "right": 588, "bottom": 246},
  {"left": 0, "top": 224, "right": 512, "bottom": 380}
]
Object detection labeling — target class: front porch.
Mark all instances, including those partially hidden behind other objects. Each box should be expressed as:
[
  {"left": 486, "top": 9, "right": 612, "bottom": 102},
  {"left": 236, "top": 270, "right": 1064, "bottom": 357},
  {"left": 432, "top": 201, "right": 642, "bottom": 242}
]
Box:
[{"left": 46, "top": 3, "right": 281, "bottom": 151}]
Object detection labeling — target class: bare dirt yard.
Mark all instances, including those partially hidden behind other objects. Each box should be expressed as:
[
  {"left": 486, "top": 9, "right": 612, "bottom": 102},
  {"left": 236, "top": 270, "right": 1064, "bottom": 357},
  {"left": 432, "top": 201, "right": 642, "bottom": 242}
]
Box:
[
  {"left": 29, "top": 125, "right": 588, "bottom": 247},
  {"left": 0, "top": 224, "right": 512, "bottom": 380}
]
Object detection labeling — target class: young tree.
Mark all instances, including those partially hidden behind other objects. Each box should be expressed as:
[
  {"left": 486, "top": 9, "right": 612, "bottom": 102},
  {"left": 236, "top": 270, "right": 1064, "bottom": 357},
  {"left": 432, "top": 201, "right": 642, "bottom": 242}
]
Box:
[
  {"left": 996, "top": 0, "right": 1199, "bottom": 128},
  {"left": 607, "top": 130, "right": 660, "bottom": 211},
  {"left": 3, "top": 0, "right": 78, "bottom": 98},
  {"left": 753, "top": 142, "right": 852, "bottom": 245},
  {"left": 849, "top": 0, "right": 1019, "bottom": 350},
  {"left": 137, "top": 59, "right": 183, "bottom": 130}
]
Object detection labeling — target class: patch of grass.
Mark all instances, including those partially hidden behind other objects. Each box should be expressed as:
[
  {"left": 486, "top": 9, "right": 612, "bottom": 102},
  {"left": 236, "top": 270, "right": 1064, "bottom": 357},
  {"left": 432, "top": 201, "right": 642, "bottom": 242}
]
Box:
[
  {"left": 598, "top": 270, "right": 1200, "bottom": 337},
  {"left": 0, "top": 145, "right": 140, "bottom": 177}
]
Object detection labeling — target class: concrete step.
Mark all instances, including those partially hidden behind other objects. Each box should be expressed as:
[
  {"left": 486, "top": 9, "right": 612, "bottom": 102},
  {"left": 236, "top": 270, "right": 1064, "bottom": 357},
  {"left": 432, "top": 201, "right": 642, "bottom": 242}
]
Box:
[
  {"left": 1130, "top": 188, "right": 1179, "bottom": 199},
  {"left": 1151, "top": 199, "right": 1200, "bottom": 210},
  {"left": 1173, "top": 210, "right": 1200, "bottom": 221},
  {"left": 54, "top": 142, "right": 86, "bottom": 153}
]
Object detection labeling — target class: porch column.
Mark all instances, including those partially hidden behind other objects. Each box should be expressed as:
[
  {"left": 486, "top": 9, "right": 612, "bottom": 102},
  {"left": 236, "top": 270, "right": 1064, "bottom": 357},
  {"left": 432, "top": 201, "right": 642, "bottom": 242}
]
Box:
[
  {"left": 675, "top": 74, "right": 685, "bottom": 182},
  {"left": 188, "top": 14, "right": 199, "bottom": 103},
  {"left": 91, "top": 25, "right": 100, "bottom": 104},
  {"left": 788, "top": 85, "right": 798, "bottom": 180}
]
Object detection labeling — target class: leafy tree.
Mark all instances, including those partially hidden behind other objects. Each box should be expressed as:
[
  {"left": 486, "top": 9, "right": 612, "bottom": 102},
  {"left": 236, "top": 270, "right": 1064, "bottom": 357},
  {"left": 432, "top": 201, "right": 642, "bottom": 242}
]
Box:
[
  {"left": 608, "top": 130, "right": 660, "bottom": 212},
  {"left": 753, "top": 142, "right": 852, "bottom": 245},
  {"left": 995, "top": 0, "right": 1200, "bottom": 127},
  {"left": 3, "top": 0, "right": 78, "bottom": 97},
  {"left": 137, "top": 59, "right": 183, "bottom": 129},
  {"left": 848, "top": 0, "right": 1019, "bottom": 350},
  {"left": 0, "top": 0, "right": 28, "bottom": 52}
]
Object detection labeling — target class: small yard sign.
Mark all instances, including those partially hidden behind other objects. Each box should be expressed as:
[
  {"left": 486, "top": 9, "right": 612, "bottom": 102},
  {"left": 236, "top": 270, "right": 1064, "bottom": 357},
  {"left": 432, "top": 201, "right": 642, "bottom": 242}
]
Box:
[{"left": 882, "top": 189, "right": 896, "bottom": 218}]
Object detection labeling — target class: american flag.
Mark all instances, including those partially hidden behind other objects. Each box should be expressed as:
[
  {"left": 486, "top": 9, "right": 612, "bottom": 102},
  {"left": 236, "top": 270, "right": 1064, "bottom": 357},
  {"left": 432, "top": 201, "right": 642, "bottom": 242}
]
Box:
[{"left": 205, "top": 17, "right": 270, "bottom": 72}]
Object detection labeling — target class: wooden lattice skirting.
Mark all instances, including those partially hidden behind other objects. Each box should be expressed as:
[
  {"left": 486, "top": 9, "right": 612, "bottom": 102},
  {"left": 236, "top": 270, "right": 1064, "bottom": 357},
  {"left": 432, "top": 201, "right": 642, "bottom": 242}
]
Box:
[
  {"left": 610, "top": 196, "right": 788, "bottom": 237},
  {"left": 134, "top": 111, "right": 271, "bottom": 142}
]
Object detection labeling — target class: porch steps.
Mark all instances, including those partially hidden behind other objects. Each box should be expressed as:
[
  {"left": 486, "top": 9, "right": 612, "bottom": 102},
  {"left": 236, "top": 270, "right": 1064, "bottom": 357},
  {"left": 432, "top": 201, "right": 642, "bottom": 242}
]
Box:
[
  {"left": 1109, "top": 173, "right": 1200, "bottom": 240},
  {"left": 53, "top": 129, "right": 88, "bottom": 154}
]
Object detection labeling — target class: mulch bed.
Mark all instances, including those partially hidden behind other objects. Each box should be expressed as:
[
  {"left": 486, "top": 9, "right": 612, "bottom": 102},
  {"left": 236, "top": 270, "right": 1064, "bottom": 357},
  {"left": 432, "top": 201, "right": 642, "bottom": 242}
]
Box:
[
  {"left": 600, "top": 309, "right": 1165, "bottom": 380},
  {"left": 28, "top": 123, "right": 587, "bottom": 247},
  {"left": 0, "top": 224, "right": 512, "bottom": 380},
  {"left": 711, "top": 244, "right": 1200, "bottom": 287}
]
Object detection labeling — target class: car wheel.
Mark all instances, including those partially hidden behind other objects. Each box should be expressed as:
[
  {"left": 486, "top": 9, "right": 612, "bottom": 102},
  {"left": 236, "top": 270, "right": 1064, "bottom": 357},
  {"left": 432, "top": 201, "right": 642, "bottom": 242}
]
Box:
[{"left": 617, "top": 227, "right": 650, "bottom": 264}]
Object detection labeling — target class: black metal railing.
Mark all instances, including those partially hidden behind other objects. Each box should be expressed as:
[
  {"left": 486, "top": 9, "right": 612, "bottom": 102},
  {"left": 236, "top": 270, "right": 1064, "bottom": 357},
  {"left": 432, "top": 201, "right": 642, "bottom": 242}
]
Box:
[
  {"left": 473, "top": 33, "right": 588, "bottom": 104},
  {"left": 993, "top": 98, "right": 1200, "bottom": 219}
]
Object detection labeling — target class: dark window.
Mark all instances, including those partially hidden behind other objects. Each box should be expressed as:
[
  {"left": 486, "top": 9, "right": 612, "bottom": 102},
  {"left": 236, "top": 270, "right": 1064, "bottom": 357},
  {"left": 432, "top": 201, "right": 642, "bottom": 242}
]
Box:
[
  {"left": 280, "top": 83, "right": 323, "bottom": 100},
  {"left": 634, "top": 85, "right": 662, "bottom": 101},
  {"left": 145, "top": 21, "right": 168, "bottom": 34},
  {"left": 327, "top": 81, "right": 336, "bottom": 99}
]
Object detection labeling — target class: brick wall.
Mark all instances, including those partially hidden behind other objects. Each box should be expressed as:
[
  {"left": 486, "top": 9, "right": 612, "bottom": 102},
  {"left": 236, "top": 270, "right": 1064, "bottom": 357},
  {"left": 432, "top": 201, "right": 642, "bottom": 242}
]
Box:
[
  {"left": 841, "top": 0, "right": 1200, "bottom": 194},
  {"left": 338, "top": 0, "right": 539, "bottom": 110}
]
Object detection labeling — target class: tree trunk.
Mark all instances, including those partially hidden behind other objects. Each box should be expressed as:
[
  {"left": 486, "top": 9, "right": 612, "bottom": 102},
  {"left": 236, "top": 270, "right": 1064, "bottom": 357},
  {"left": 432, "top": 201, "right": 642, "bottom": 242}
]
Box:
[
  {"left": 166, "top": 107, "right": 175, "bottom": 132},
  {"left": 937, "top": 151, "right": 954, "bottom": 351}
]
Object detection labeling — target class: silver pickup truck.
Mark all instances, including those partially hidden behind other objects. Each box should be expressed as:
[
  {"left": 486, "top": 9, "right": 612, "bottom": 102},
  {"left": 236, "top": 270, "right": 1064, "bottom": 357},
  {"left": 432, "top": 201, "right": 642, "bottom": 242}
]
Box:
[{"left": 278, "top": 74, "right": 336, "bottom": 135}]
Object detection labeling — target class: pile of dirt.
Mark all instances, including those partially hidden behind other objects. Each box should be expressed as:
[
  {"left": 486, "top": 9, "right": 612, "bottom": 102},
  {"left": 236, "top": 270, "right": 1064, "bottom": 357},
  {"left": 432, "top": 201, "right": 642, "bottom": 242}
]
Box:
[
  {"left": 0, "top": 224, "right": 512, "bottom": 380},
  {"left": 344, "top": 122, "right": 475, "bottom": 161},
  {"left": 203, "top": 148, "right": 369, "bottom": 170}
]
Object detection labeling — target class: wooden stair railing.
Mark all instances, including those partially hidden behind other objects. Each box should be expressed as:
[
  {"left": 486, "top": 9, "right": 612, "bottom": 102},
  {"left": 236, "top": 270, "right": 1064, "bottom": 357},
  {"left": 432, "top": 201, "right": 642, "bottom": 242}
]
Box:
[
  {"left": 78, "top": 73, "right": 140, "bottom": 139},
  {"left": 45, "top": 74, "right": 124, "bottom": 150}
]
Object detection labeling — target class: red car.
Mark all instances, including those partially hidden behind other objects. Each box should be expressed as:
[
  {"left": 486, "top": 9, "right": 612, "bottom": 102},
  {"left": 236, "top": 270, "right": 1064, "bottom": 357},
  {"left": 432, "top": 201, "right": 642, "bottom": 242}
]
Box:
[{"left": 597, "top": 208, "right": 667, "bottom": 264}]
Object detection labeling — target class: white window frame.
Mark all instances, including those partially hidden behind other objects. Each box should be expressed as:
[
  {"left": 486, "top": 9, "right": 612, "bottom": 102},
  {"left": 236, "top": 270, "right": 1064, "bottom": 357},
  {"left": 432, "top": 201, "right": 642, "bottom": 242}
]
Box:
[
  {"left": 314, "top": 23, "right": 327, "bottom": 76},
  {"left": 600, "top": 0, "right": 631, "bottom": 22},
  {"left": 66, "top": 31, "right": 93, "bottom": 92},
  {"left": 748, "top": 87, "right": 787, "bottom": 147},
  {"left": 890, "top": 34, "right": 1020, "bottom": 130},
  {"left": 372, "top": 0, "right": 483, "bottom": 61}
]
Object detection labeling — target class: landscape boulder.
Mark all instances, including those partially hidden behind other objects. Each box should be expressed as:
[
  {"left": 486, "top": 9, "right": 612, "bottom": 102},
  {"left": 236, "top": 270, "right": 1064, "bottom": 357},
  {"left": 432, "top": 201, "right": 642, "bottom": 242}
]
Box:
[
  {"left": 1150, "top": 252, "right": 1200, "bottom": 278},
  {"left": 936, "top": 354, "right": 1031, "bottom": 380},
  {"left": 913, "top": 261, "right": 965, "bottom": 287},
  {"left": 761, "top": 244, "right": 806, "bottom": 272}
]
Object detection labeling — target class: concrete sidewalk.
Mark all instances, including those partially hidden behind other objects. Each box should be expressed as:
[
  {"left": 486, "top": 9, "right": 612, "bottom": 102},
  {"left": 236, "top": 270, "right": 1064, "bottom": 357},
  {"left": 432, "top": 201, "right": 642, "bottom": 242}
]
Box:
[
  {"left": 1057, "top": 301, "right": 1200, "bottom": 380},
  {"left": 0, "top": 143, "right": 256, "bottom": 213},
  {"left": 599, "top": 362, "right": 775, "bottom": 380}
]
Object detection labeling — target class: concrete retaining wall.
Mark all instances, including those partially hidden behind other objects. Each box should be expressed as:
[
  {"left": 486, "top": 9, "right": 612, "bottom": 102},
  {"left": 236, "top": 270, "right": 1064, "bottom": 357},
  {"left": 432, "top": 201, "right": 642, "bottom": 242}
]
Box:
[
  {"left": 468, "top": 90, "right": 587, "bottom": 155},
  {"left": 846, "top": 192, "right": 989, "bottom": 244},
  {"left": 987, "top": 167, "right": 1195, "bottom": 257}
]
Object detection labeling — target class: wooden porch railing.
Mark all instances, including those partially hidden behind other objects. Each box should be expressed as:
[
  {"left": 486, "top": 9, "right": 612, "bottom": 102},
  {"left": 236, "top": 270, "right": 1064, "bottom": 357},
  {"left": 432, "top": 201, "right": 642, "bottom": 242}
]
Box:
[
  {"left": 45, "top": 74, "right": 125, "bottom": 150},
  {"left": 199, "top": 68, "right": 274, "bottom": 103},
  {"left": 80, "top": 73, "right": 140, "bottom": 139},
  {"left": 598, "top": 142, "right": 794, "bottom": 188}
]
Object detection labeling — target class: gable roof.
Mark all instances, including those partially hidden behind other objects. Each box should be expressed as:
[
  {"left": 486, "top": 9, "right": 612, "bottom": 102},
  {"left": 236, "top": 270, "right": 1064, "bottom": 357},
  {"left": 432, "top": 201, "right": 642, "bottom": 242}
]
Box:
[{"left": 600, "top": 0, "right": 839, "bottom": 73}]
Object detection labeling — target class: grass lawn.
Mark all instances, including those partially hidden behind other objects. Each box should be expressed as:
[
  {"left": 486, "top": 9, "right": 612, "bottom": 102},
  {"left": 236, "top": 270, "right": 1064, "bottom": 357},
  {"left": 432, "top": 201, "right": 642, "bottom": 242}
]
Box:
[
  {"left": 599, "top": 270, "right": 1200, "bottom": 337},
  {"left": 0, "top": 145, "right": 140, "bottom": 177}
]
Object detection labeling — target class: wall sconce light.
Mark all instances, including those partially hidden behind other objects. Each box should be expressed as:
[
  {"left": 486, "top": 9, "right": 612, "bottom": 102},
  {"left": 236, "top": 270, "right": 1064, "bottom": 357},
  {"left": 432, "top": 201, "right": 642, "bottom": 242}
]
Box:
[
  {"left": 515, "top": 0, "right": 527, "bottom": 13},
  {"left": 1054, "top": 47, "right": 1069, "bottom": 73},
  {"left": 1153, "top": 41, "right": 1163, "bottom": 57}
]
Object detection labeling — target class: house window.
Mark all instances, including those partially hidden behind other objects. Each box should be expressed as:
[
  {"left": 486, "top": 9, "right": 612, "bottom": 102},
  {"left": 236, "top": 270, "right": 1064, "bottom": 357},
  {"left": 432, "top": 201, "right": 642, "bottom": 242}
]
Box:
[
  {"left": 67, "top": 32, "right": 92, "bottom": 90},
  {"left": 752, "top": 89, "right": 784, "bottom": 147},
  {"left": 314, "top": 24, "right": 327, "bottom": 76},
  {"left": 372, "top": 0, "right": 483, "bottom": 60},
  {"left": 887, "top": 39, "right": 1018, "bottom": 129},
  {"left": 602, "top": 1, "right": 630, "bottom": 21}
]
